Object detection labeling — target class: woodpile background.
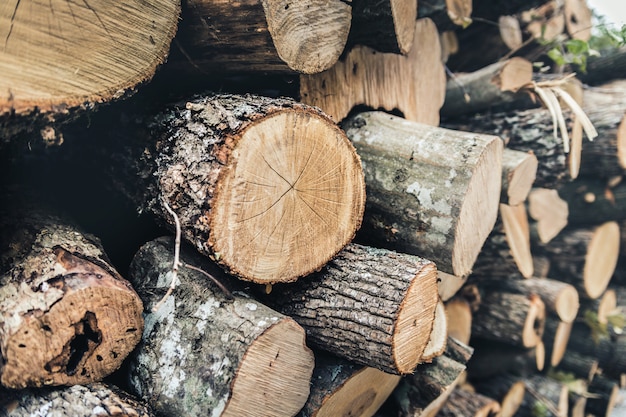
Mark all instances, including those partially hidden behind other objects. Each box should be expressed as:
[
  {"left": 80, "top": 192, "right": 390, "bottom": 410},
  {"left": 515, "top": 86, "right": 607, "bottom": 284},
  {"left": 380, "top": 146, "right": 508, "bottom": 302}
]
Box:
[{"left": 1, "top": 0, "right": 626, "bottom": 416}]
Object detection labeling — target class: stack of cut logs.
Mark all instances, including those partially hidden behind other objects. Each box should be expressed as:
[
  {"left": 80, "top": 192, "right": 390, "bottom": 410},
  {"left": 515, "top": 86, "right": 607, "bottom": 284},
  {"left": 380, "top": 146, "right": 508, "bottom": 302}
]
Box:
[{"left": 1, "top": 0, "right": 626, "bottom": 416}]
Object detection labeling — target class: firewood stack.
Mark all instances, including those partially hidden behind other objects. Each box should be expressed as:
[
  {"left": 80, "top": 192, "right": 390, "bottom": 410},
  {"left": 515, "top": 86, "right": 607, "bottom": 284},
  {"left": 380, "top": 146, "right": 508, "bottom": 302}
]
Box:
[{"left": 1, "top": 0, "right": 625, "bottom": 416}]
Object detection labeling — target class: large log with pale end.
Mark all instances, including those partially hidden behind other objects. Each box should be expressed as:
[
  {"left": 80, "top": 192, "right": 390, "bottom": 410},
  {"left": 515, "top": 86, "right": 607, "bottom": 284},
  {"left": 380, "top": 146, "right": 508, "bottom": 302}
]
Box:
[
  {"left": 171, "top": 0, "right": 352, "bottom": 74},
  {"left": 300, "top": 18, "right": 446, "bottom": 125},
  {"left": 298, "top": 351, "right": 400, "bottom": 417},
  {"left": 343, "top": 111, "right": 503, "bottom": 278},
  {"left": 127, "top": 237, "right": 314, "bottom": 417},
  {"left": 267, "top": 243, "right": 438, "bottom": 375},
  {"left": 0, "top": 383, "right": 153, "bottom": 417},
  {"left": 0, "top": 208, "right": 143, "bottom": 389},
  {"left": 116, "top": 94, "right": 365, "bottom": 284}
]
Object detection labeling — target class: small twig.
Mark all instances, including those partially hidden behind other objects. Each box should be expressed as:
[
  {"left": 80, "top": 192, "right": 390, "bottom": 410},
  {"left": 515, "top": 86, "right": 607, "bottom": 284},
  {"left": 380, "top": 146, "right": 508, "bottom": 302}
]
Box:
[
  {"left": 152, "top": 198, "right": 182, "bottom": 312},
  {"left": 181, "top": 262, "right": 234, "bottom": 300}
]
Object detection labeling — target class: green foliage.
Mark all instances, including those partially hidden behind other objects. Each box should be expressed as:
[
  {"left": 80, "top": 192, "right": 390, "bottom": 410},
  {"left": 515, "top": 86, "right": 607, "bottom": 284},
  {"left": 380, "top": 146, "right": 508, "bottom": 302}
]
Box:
[
  {"left": 544, "top": 38, "right": 600, "bottom": 73},
  {"left": 532, "top": 400, "right": 549, "bottom": 417},
  {"left": 582, "top": 309, "right": 609, "bottom": 344}
]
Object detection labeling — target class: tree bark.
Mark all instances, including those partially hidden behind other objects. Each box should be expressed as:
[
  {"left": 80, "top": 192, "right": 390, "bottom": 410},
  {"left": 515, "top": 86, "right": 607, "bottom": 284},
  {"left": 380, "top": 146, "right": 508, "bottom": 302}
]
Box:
[
  {"left": 126, "top": 237, "right": 315, "bottom": 417},
  {"left": 543, "top": 315, "right": 572, "bottom": 367},
  {"left": 471, "top": 290, "right": 546, "bottom": 348},
  {"left": 300, "top": 18, "right": 446, "bottom": 125},
  {"left": 112, "top": 93, "right": 365, "bottom": 285},
  {"left": 0, "top": 383, "right": 153, "bottom": 417},
  {"left": 558, "top": 177, "right": 626, "bottom": 226},
  {"left": 467, "top": 339, "right": 543, "bottom": 379},
  {"left": 501, "top": 149, "right": 538, "bottom": 206},
  {"left": 437, "top": 388, "right": 500, "bottom": 417},
  {"left": 577, "top": 48, "right": 626, "bottom": 86},
  {"left": 0, "top": 208, "right": 143, "bottom": 389},
  {"left": 266, "top": 243, "right": 439, "bottom": 375},
  {"left": 342, "top": 111, "right": 503, "bottom": 278},
  {"left": 472, "top": 373, "right": 527, "bottom": 417},
  {"left": 169, "top": 0, "right": 352, "bottom": 74},
  {"left": 417, "top": 0, "right": 473, "bottom": 31},
  {"left": 555, "top": 350, "right": 599, "bottom": 382},
  {"left": 441, "top": 58, "right": 533, "bottom": 118},
  {"left": 586, "top": 374, "right": 620, "bottom": 417},
  {"left": 298, "top": 351, "right": 400, "bottom": 417},
  {"left": 0, "top": 0, "right": 179, "bottom": 132},
  {"left": 536, "top": 222, "right": 620, "bottom": 299},
  {"left": 518, "top": 374, "right": 568, "bottom": 417},
  {"left": 348, "top": 0, "right": 417, "bottom": 55}
]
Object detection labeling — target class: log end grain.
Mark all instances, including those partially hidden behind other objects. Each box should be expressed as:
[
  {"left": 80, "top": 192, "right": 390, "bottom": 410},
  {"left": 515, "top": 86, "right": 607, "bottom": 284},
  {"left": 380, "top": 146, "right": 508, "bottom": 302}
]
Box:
[
  {"left": 0, "top": 1, "right": 180, "bottom": 116},
  {"left": 419, "top": 299, "right": 448, "bottom": 362},
  {"left": 445, "top": 298, "right": 472, "bottom": 345},
  {"left": 0, "top": 249, "right": 143, "bottom": 389},
  {"left": 584, "top": 221, "right": 620, "bottom": 299},
  {"left": 528, "top": 188, "right": 569, "bottom": 244},
  {"left": 391, "top": 0, "right": 418, "bottom": 54},
  {"left": 445, "top": 0, "right": 473, "bottom": 27},
  {"left": 549, "top": 320, "right": 573, "bottom": 367},
  {"left": 499, "top": 381, "right": 526, "bottom": 417},
  {"left": 503, "top": 149, "right": 538, "bottom": 206},
  {"left": 500, "top": 203, "right": 533, "bottom": 278},
  {"left": 209, "top": 107, "right": 366, "bottom": 284},
  {"left": 555, "top": 284, "right": 580, "bottom": 323},
  {"left": 564, "top": 0, "right": 592, "bottom": 41}
]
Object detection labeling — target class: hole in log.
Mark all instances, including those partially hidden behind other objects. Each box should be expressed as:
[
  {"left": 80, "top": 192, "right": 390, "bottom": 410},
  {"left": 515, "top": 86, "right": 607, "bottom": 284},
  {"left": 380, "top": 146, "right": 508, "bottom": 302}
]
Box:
[{"left": 66, "top": 312, "right": 102, "bottom": 375}]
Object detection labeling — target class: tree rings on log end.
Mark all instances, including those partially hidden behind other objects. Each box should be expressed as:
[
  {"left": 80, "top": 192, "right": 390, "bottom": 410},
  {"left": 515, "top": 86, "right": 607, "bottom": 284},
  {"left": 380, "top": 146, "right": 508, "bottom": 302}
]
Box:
[
  {"left": 1, "top": 251, "right": 143, "bottom": 389},
  {"left": 584, "top": 221, "right": 620, "bottom": 299},
  {"left": 225, "top": 319, "right": 314, "bottom": 417},
  {"left": 210, "top": 109, "right": 365, "bottom": 284}
]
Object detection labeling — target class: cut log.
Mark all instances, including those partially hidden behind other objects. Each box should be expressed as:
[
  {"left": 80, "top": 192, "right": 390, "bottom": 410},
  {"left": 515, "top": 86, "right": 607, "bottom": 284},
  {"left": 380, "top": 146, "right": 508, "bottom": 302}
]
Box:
[
  {"left": 441, "top": 58, "right": 534, "bottom": 118},
  {"left": 348, "top": 0, "right": 417, "bottom": 55},
  {"left": 543, "top": 315, "right": 572, "bottom": 367},
  {"left": 420, "top": 299, "right": 448, "bottom": 362},
  {"left": 501, "top": 149, "right": 539, "bottom": 206},
  {"left": 586, "top": 374, "right": 620, "bottom": 417},
  {"left": 0, "top": 207, "right": 143, "bottom": 389},
  {"left": 536, "top": 222, "right": 620, "bottom": 299},
  {"left": 472, "top": 373, "right": 526, "bottom": 417},
  {"left": 417, "top": 0, "right": 472, "bottom": 31},
  {"left": 300, "top": 18, "right": 446, "bottom": 125},
  {"left": 467, "top": 339, "right": 543, "bottom": 379},
  {"left": 170, "top": 0, "right": 352, "bottom": 74},
  {"left": 555, "top": 350, "right": 599, "bottom": 382},
  {"left": 266, "top": 243, "right": 438, "bottom": 375},
  {"left": 437, "top": 387, "right": 500, "bottom": 417},
  {"left": 566, "top": 321, "right": 626, "bottom": 379},
  {"left": 518, "top": 374, "right": 568, "bottom": 417},
  {"left": 445, "top": 297, "right": 472, "bottom": 344},
  {"left": 127, "top": 237, "right": 314, "bottom": 417},
  {"left": 298, "top": 351, "right": 400, "bottom": 417},
  {"left": 563, "top": 0, "right": 592, "bottom": 41},
  {"left": 343, "top": 111, "right": 503, "bottom": 278},
  {"left": 437, "top": 271, "right": 468, "bottom": 302},
  {"left": 528, "top": 187, "right": 569, "bottom": 244},
  {"left": 0, "top": 0, "right": 179, "bottom": 132},
  {"left": 558, "top": 177, "right": 626, "bottom": 226},
  {"left": 471, "top": 203, "right": 533, "bottom": 278},
  {"left": 115, "top": 94, "right": 365, "bottom": 284},
  {"left": 577, "top": 48, "right": 626, "bottom": 86},
  {"left": 471, "top": 290, "right": 546, "bottom": 348},
  {"left": 0, "top": 383, "right": 153, "bottom": 417}
]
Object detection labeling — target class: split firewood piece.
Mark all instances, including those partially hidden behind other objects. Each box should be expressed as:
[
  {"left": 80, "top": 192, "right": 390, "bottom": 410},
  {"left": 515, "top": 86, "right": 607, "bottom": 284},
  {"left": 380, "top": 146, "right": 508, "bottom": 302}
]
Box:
[
  {"left": 441, "top": 58, "right": 533, "bottom": 118},
  {"left": 543, "top": 315, "right": 572, "bottom": 367},
  {"left": 528, "top": 188, "right": 569, "bottom": 244},
  {"left": 0, "top": 0, "right": 179, "bottom": 129},
  {"left": 122, "top": 94, "right": 365, "bottom": 284},
  {"left": 478, "top": 278, "right": 579, "bottom": 324},
  {"left": 348, "top": 0, "right": 417, "bottom": 55},
  {"left": 127, "top": 237, "right": 314, "bottom": 417},
  {"left": 466, "top": 339, "right": 544, "bottom": 379},
  {"left": 298, "top": 351, "right": 400, "bottom": 417},
  {"left": 437, "top": 271, "right": 468, "bottom": 302},
  {"left": 518, "top": 374, "right": 568, "bottom": 417},
  {"left": 558, "top": 178, "right": 626, "bottom": 226},
  {"left": 267, "top": 243, "right": 438, "bottom": 375},
  {"left": 471, "top": 203, "right": 533, "bottom": 279},
  {"left": 500, "top": 149, "right": 539, "bottom": 206},
  {"left": 586, "top": 374, "right": 620, "bottom": 417},
  {"left": 445, "top": 297, "right": 472, "bottom": 344},
  {"left": 437, "top": 387, "right": 500, "bottom": 417},
  {"left": 563, "top": 0, "right": 592, "bottom": 41},
  {"left": 0, "top": 383, "right": 153, "bottom": 417},
  {"left": 390, "top": 343, "right": 471, "bottom": 417},
  {"left": 0, "top": 208, "right": 143, "bottom": 389},
  {"left": 343, "top": 111, "right": 503, "bottom": 278},
  {"left": 420, "top": 299, "right": 448, "bottom": 362},
  {"left": 300, "top": 18, "right": 446, "bottom": 125},
  {"left": 536, "top": 222, "right": 620, "bottom": 299},
  {"left": 473, "top": 373, "right": 526, "bottom": 417},
  {"left": 471, "top": 290, "right": 546, "bottom": 349},
  {"left": 555, "top": 350, "right": 599, "bottom": 382},
  {"left": 417, "top": 0, "right": 472, "bottom": 31},
  {"left": 440, "top": 30, "right": 460, "bottom": 63},
  {"left": 171, "top": 0, "right": 351, "bottom": 74}
]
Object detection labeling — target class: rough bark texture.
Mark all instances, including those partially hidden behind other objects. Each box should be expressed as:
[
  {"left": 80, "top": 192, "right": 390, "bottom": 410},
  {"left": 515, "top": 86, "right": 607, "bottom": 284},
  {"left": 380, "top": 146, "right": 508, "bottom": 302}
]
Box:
[
  {"left": 471, "top": 290, "right": 546, "bottom": 348},
  {"left": 0, "top": 208, "right": 143, "bottom": 389},
  {"left": 300, "top": 18, "right": 446, "bottom": 125},
  {"left": 555, "top": 350, "right": 598, "bottom": 382},
  {"left": 518, "top": 374, "right": 568, "bottom": 417},
  {"left": 126, "top": 237, "right": 314, "bottom": 417},
  {"left": 0, "top": 383, "right": 153, "bottom": 417},
  {"left": 441, "top": 58, "right": 534, "bottom": 118},
  {"left": 170, "top": 0, "right": 351, "bottom": 74},
  {"left": 349, "top": 0, "right": 417, "bottom": 55},
  {"left": 437, "top": 388, "right": 500, "bottom": 417},
  {"left": 343, "top": 111, "right": 502, "bottom": 278},
  {"left": 586, "top": 374, "right": 619, "bottom": 417},
  {"left": 267, "top": 243, "right": 439, "bottom": 375},
  {"left": 298, "top": 351, "right": 401, "bottom": 417},
  {"left": 467, "top": 339, "right": 542, "bottom": 379},
  {"left": 558, "top": 178, "right": 626, "bottom": 226},
  {"left": 577, "top": 48, "right": 626, "bottom": 86},
  {"left": 113, "top": 93, "right": 365, "bottom": 284}
]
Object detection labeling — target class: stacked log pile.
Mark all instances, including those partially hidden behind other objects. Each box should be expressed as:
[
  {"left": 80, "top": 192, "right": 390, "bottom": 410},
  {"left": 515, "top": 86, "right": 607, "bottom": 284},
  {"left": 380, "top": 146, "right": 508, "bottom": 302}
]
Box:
[{"left": 1, "top": 1, "right": 626, "bottom": 416}]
